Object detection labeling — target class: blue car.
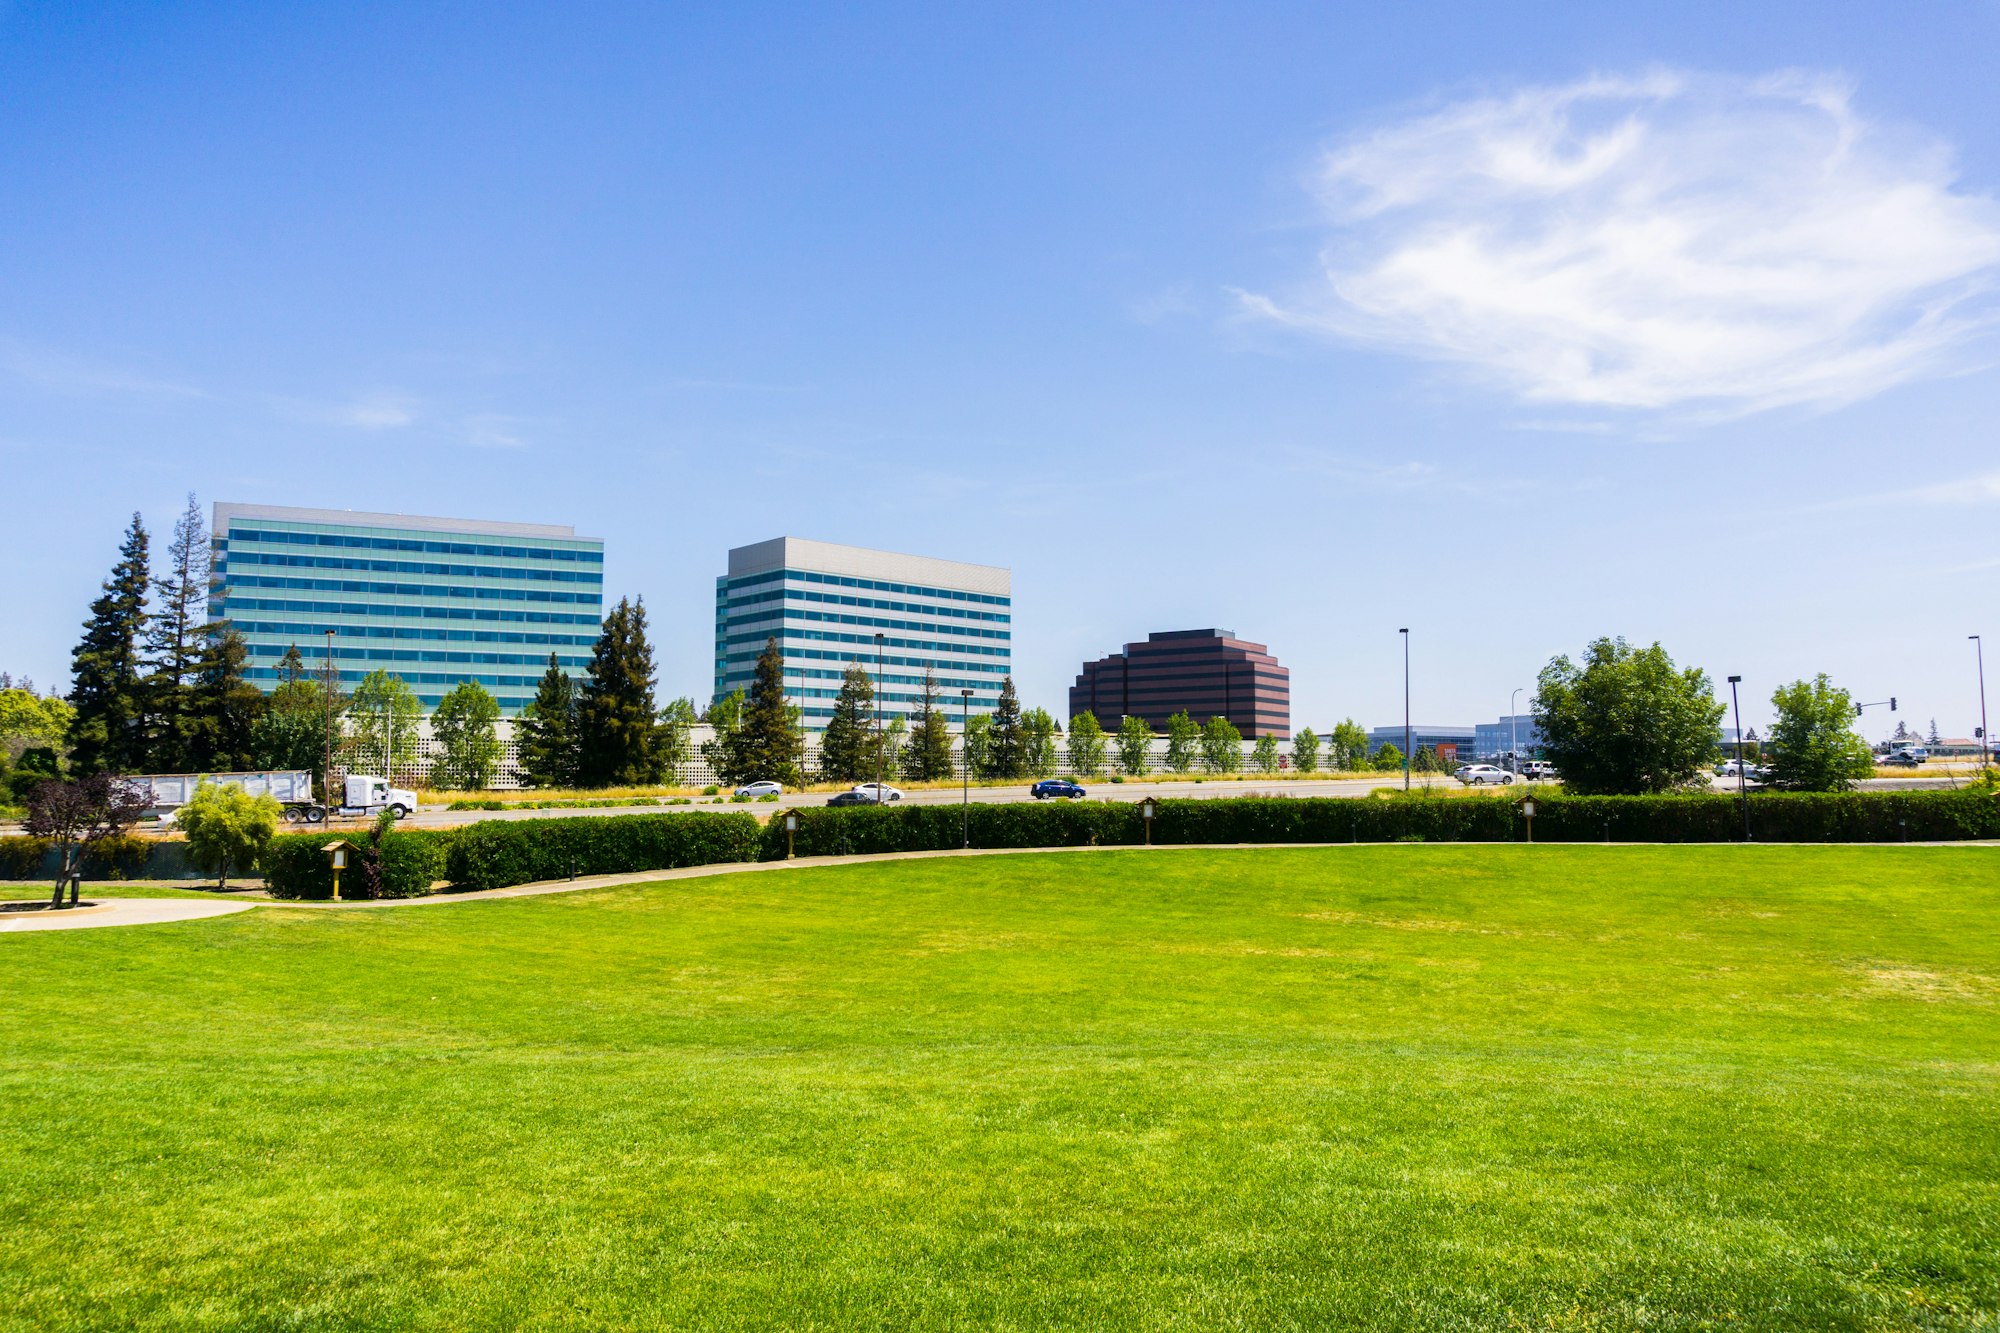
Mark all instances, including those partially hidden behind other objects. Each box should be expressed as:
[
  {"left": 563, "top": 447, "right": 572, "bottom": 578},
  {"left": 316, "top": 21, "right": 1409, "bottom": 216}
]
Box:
[{"left": 1031, "top": 779, "right": 1086, "bottom": 800}]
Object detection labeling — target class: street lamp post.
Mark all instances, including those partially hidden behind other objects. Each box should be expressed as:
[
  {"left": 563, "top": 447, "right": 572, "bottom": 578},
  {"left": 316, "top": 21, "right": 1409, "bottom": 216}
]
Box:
[
  {"left": 1974, "top": 636, "right": 1990, "bottom": 772},
  {"left": 1728, "top": 675, "right": 1750, "bottom": 842},
  {"left": 322, "top": 629, "right": 337, "bottom": 815},
  {"left": 874, "top": 632, "right": 886, "bottom": 803},
  {"left": 960, "top": 688, "right": 973, "bottom": 848},
  {"left": 1399, "top": 629, "right": 1411, "bottom": 792},
  {"left": 1510, "top": 686, "right": 1522, "bottom": 772}
]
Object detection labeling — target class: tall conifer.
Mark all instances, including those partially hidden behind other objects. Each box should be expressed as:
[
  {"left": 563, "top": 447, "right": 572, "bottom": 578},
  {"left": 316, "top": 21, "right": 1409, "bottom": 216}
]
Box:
[
  {"left": 519, "top": 653, "right": 580, "bottom": 788},
  {"left": 904, "top": 668, "right": 954, "bottom": 781},
  {"left": 576, "top": 598, "right": 662, "bottom": 786},
  {"left": 185, "top": 629, "right": 265, "bottom": 772},
  {"left": 818, "top": 661, "right": 874, "bottom": 782},
  {"left": 67, "top": 514, "right": 152, "bottom": 774},
  {"left": 723, "top": 637, "right": 802, "bottom": 786},
  {"left": 984, "top": 676, "right": 1026, "bottom": 779},
  {"left": 145, "top": 493, "right": 212, "bottom": 769}
]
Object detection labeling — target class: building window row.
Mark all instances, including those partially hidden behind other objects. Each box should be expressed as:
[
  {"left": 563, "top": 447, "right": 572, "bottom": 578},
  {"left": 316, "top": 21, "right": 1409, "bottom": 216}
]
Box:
[
  {"left": 258, "top": 644, "right": 590, "bottom": 669},
  {"left": 224, "top": 529, "right": 603, "bottom": 562},
  {"left": 724, "top": 629, "right": 1011, "bottom": 660},
  {"left": 724, "top": 586, "right": 1010, "bottom": 624},
  {"left": 222, "top": 551, "right": 603, "bottom": 584},
  {"left": 725, "top": 567, "right": 1010, "bottom": 607},
  {"left": 216, "top": 596, "right": 601, "bottom": 627},
  {"left": 220, "top": 575, "right": 602, "bottom": 605},
  {"left": 727, "top": 606, "right": 1011, "bottom": 642},
  {"left": 229, "top": 620, "right": 597, "bottom": 647}
]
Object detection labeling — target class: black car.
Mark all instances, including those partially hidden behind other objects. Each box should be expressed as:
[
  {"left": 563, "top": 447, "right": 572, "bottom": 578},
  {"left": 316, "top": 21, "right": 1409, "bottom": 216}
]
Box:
[
  {"left": 826, "top": 790, "right": 880, "bottom": 807},
  {"left": 1031, "top": 779, "right": 1086, "bottom": 800}
]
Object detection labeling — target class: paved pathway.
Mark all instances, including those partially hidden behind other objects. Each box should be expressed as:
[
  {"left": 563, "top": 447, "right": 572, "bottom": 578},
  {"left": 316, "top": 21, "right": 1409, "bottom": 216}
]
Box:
[{"left": 0, "top": 898, "right": 257, "bottom": 933}]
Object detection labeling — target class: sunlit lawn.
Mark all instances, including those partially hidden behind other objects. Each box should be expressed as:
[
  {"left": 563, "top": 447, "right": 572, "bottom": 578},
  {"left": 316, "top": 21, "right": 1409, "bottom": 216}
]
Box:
[{"left": 1, "top": 845, "right": 1995, "bottom": 1330}]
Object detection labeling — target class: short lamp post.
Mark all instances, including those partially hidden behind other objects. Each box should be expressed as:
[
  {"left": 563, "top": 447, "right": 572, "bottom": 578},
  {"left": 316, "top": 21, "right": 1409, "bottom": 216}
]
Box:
[
  {"left": 1140, "top": 797, "right": 1158, "bottom": 845},
  {"left": 1520, "top": 796, "right": 1537, "bottom": 844},
  {"left": 783, "top": 810, "right": 800, "bottom": 860},
  {"left": 322, "top": 838, "right": 355, "bottom": 902}
]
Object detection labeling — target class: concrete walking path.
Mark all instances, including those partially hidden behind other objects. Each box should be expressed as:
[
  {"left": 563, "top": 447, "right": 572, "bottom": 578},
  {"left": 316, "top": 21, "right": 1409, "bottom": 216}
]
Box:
[{"left": 0, "top": 897, "right": 257, "bottom": 933}]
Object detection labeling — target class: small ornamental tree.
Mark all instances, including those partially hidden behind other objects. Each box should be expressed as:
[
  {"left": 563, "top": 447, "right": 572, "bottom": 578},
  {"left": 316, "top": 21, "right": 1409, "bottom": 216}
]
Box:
[
  {"left": 1067, "top": 713, "right": 1106, "bottom": 778},
  {"left": 1291, "top": 727, "right": 1319, "bottom": 773},
  {"left": 1533, "top": 637, "right": 1726, "bottom": 795},
  {"left": 1022, "top": 708, "right": 1059, "bottom": 778},
  {"left": 819, "top": 662, "right": 874, "bottom": 783},
  {"left": 1200, "top": 716, "right": 1242, "bottom": 773},
  {"left": 1766, "top": 675, "right": 1877, "bottom": 792},
  {"left": 177, "top": 780, "right": 281, "bottom": 889},
  {"left": 1116, "top": 715, "right": 1152, "bottom": 776},
  {"left": 430, "top": 680, "right": 502, "bottom": 790},
  {"left": 24, "top": 773, "right": 149, "bottom": 904},
  {"left": 1164, "top": 711, "right": 1200, "bottom": 773},
  {"left": 984, "top": 678, "right": 1026, "bottom": 780},
  {"left": 1252, "top": 733, "right": 1280, "bottom": 773}
]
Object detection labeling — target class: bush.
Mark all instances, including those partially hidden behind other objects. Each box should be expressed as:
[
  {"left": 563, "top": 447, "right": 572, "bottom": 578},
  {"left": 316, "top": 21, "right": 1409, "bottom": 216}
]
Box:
[
  {"left": 444, "top": 812, "right": 762, "bottom": 892},
  {"left": 264, "top": 829, "right": 456, "bottom": 900},
  {"left": 0, "top": 836, "right": 52, "bottom": 879}
]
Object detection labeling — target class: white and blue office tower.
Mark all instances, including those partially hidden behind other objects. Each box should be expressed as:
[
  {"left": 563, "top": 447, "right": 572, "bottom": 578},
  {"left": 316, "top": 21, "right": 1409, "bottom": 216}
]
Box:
[
  {"left": 713, "top": 538, "right": 1011, "bottom": 730},
  {"left": 209, "top": 503, "right": 604, "bottom": 715}
]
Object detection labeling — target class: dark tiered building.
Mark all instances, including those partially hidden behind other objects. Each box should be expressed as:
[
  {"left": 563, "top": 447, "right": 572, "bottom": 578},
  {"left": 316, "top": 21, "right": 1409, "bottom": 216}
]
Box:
[{"left": 1070, "top": 629, "right": 1290, "bottom": 739}]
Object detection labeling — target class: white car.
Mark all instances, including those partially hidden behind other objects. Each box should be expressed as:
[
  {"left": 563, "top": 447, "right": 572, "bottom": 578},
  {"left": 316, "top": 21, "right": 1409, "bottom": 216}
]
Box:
[
  {"left": 735, "top": 781, "right": 784, "bottom": 799},
  {"left": 1455, "top": 764, "right": 1516, "bottom": 786},
  {"left": 851, "top": 782, "right": 903, "bottom": 802}
]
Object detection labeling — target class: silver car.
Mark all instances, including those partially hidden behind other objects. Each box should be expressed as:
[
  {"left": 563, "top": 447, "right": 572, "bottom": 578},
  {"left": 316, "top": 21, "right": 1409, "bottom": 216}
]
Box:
[{"left": 1454, "top": 764, "right": 1516, "bottom": 786}]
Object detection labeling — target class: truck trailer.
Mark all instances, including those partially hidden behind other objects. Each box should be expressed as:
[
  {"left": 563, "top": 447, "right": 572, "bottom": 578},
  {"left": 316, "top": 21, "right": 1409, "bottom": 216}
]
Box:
[{"left": 121, "top": 771, "right": 419, "bottom": 825}]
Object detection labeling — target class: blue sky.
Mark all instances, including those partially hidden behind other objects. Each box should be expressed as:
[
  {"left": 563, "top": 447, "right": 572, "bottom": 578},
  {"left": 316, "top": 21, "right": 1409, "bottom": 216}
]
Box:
[{"left": 5, "top": 1, "right": 1999, "bottom": 739}]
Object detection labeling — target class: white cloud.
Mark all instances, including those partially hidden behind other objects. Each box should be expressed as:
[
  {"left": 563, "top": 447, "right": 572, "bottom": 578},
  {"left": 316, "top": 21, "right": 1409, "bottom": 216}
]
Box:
[
  {"left": 1246, "top": 70, "right": 2000, "bottom": 414},
  {"left": 339, "top": 394, "right": 417, "bottom": 429}
]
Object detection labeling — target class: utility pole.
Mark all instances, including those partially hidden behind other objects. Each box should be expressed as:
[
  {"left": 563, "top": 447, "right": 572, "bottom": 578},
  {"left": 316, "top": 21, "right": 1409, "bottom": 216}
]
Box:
[
  {"left": 1399, "top": 628, "right": 1411, "bottom": 792},
  {"left": 1974, "top": 636, "right": 1990, "bottom": 772}
]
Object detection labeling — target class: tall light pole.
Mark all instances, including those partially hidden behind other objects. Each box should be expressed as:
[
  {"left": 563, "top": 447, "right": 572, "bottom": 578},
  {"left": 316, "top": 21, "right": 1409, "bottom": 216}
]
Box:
[
  {"left": 1399, "top": 628, "right": 1411, "bottom": 792},
  {"left": 960, "top": 687, "right": 973, "bottom": 848},
  {"left": 1510, "top": 687, "right": 1522, "bottom": 771},
  {"left": 1974, "top": 636, "right": 1990, "bottom": 772},
  {"left": 1728, "top": 675, "right": 1750, "bottom": 842},
  {"left": 322, "top": 629, "right": 337, "bottom": 812},
  {"left": 874, "top": 631, "right": 886, "bottom": 800}
]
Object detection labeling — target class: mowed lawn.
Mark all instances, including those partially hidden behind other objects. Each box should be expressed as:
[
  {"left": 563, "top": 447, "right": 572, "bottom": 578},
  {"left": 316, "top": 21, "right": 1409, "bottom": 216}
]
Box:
[{"left": 2, "top": 847, "right": 1997, "bottom": 1331}]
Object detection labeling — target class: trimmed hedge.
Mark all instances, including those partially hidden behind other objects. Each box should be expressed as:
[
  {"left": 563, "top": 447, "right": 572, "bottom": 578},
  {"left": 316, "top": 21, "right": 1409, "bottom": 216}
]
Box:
[
  {"left": 263, "top": 829, "right": 456, "bottom": 900},
  {"left": 758, "top": 789, "right": 2000, "bottom": 858},
  {"left": 443, "top": 812, "right": 763, "bottom": 892}
]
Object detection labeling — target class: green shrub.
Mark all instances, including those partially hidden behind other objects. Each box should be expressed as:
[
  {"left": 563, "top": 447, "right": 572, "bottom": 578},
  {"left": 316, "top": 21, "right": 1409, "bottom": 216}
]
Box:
[
  {"left": 0, "top": 836, "right": 52, "bottom": 879},
  {"left": 443, "top": 813, "right": 762, "bottom": 892},
  {"left": 264, "top": 829, "right": 457, "bottom": 900}
]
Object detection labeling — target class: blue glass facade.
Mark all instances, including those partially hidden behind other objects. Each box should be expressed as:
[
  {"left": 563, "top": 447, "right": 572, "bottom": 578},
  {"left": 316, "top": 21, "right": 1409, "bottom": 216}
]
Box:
[
  {"left": 714, "top": 538, "right": 1011, "bottom": 729},
  {"left": 210, "top": 504, "right": 603, "bottom": 714}
]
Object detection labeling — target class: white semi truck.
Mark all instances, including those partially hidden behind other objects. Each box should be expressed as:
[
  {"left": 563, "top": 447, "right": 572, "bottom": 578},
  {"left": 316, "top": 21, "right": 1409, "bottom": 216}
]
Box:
[{"left": 122, "top": 771, "right": 418, "bottom": 825}]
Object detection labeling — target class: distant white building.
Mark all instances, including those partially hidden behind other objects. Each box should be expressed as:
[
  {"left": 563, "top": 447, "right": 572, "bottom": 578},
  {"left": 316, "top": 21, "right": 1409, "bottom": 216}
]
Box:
[{"left": 713, "top": 538, "right": 1011, "bottom": 730}]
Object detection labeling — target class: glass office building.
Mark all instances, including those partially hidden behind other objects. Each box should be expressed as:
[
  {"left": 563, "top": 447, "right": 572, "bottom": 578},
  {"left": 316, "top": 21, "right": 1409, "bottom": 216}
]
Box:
[
  {"left": 714, "top": 537, "right": 1011, "bottom": 729},
  {"left": 1366, "top": 723, "right": 1476, "bottom": 763},
  {"left": 210, "top": 503, "right": 603, "bottom": 714},
  {"left": 1475, "top": 714, "right": 1544, "bottom": 759}
]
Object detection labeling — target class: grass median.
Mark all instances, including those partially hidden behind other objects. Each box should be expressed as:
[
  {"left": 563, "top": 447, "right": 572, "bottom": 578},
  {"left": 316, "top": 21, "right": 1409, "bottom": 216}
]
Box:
[{"left": 2, "top": 845, "right": 1995, "bottom": 1329}]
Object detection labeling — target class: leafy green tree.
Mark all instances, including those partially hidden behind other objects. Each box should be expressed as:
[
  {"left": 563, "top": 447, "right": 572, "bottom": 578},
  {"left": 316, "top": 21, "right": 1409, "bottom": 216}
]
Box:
[
  {"left": 960, "top": 712, "right": 993, "bottom": 780},
  {"left": 0, "top": 687, "right": 74, "bottom": 764},
  {"left": 1766, "top": 675, "right": 1876, "bottom": 792},
  {"left": 1412, "top": 744, "right": 1446, "bottom": 774},
  {"left": 656, "top": 697, "right": 697, "bottom": 785},
  {"left": 1022, "top": 708, "right": 1059, "bottom": 777},
  {"left": 874, "top": 715, "right": 907, "bottom": 781},
  {"left": 250, "top": 676, "right": 328, "bottom": 780},
  {"left": 344, "top": 670, "right": 422, "bottom": 781},
  {"left": 1328, "top": 719, "right": 1370, "bottom": 771},
  {"left": 1291, "top": 727, "right": 1319, "bottom": 773},
  {"left": 66, "top": 514, "right": 152, "bottom": 774},
  {"left": 722, "top": 637, "right": 802, "bottom": 786},
  {"left": 818, "top": 661, "right": 875, "bottom": 783},
  {"left": 904, "top": 669, "right": 955, "bottom": 782},
  {"left": 1066, "top": 712, "right": 1106, "bottom": 778},
  {"left": 1164, "top": 710, "right": 1200, "bottom": 773},
  {"left": 7, "top": 747, "right": 62, "bottom": 806},
  {"left": 984, "top": 678, "right": 1026, "bottom": 779},
  {"left": 517, "top": 654, "right": 580, "bottom": 789},
  {"left": 1252, "top": 733, "right": 1280, "bottom": 773},
  {"left": 699, "top": 689, "right": 743, "bottom": 781},
  {"left": 430, "top": 680, "right": 502, "bottom": 790},
  {"left": 1200, "top": 715, "right": 1242, "bottom": 773},
  {"left": 1116, "top": 715, "right": 1152, "bottom": 776},
  {"left": 1374, "top": 742, "right": 1404, "bottom": 772},
  {"left": 184, "top": 629, "right": 265, "bottom": 772},
  {"left": 143, "top": 494, "right": 211, "bottom": 771},
  {"left": 1533, "top": 637, "right": 1726, "bottom": 795},
  {"left": 177, "top": 780, "right": 281, "bottom": 889},
  {"left": 577, "top": 598, "right": 663, "bottom": 786}
]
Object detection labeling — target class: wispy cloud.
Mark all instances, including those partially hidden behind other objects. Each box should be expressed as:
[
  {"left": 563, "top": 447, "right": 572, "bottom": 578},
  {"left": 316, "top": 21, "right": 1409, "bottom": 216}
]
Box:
[
  {"left": 1244, "top": 70, "right": 2000, "bottom": 415},
  {"left": 340, "top": 393, "right": 418, "bottom": 429},
  {"left": 1809, "top": 470, "right": 2000, "bottom": 512},
  {"left": 0, "top": 341, "right": 206, "bottom": 398},
  {"left": 462, "top": 413, "right": 530, "bottom": 450}
]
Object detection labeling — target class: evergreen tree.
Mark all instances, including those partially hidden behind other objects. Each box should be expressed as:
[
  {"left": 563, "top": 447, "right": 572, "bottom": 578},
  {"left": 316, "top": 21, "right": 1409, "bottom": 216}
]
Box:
[
  {"left": 430, "top": 680, "right": 503, "bottom": 791},
  {"left": 1291, "top": 727, "right": 1320, "bottom": 773},
  {"left": 67, "top": 513, "right": 152, "bottom": 774},
  {"left": 1374, "top": 742, "right": 1404, "bottom": 771},
  {"left": 144, "top": 493, "right": 211, "bottom": 770},
  {"left": 1116, "top": 715, "right": 1152, "bottom": 776},
  {"left": 251, "top": 647, "right": 330, "bottom": 780},
  {"left": 1928, "top": 718, "right": 1942, "bottom": 746},
  {"left": 518, "top": 654, "right": 580, "bottom": 789},
  {"left": 819, "top": 661, "right": 875, "bottom": 782},
  {"left": 184, "top": 628, "right": 265, "bottom": 772},
  {"left": 576, "top": 598, "right": 663, "bottom": 786},
  {"left": 904, "top": 668, "right": 954, "bottom": 782},
  {"left": 722, "top": 637, "right": 802, "bottom": 786},
  {"left": 983, "top": 677, "right": 1026, "bottom": 779},
  {"left": 1066, "top": 712, "right": 1106, "bottom": 778}
]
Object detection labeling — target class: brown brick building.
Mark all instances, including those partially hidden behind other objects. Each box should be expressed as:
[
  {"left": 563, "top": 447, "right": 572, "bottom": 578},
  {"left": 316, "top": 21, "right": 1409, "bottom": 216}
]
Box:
[{"left": 1069, "top": 629, "right": 1290, "bottom": 739}]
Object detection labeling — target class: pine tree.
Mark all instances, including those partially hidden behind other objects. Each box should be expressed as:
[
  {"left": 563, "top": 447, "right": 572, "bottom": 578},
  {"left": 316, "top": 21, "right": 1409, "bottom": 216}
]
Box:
[
  {"left": 67, "top": 514, "right": 152, "bottom": 774},
  {"left": 519, "top": 653, "right": 580, "bottom": 789},
  {"left": 905, "top": 668, "right": 954, "bottom": 781},
  {"left": 818, "top": 661, "right": 874, "bottom": 782},
  {"left": 145, "top": 493, "right": 211, "bottom": 770},
  {"left": 723, "top": 637, "right": 802, "bottom": 786},
  {"left": 1928, "top": 718, "right": 1942, "bottom": 746},
  {"left": 250, "top": 646, "right": 329, "bottom": 779},
  {"left": 184, "top": 629, "right": 265, "bottom": 772},
  {"left": 984, "top": 677, "right": 1026, "bottom": 779},
  {"left": 576, "top": 598, "right": 663, "bottom": 786}
]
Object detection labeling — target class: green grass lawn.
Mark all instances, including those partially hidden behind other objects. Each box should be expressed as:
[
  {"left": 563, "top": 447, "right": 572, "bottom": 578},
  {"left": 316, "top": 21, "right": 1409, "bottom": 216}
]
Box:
[{"left": 2, "top": 846, "right": 1996, "bottom": 1331}]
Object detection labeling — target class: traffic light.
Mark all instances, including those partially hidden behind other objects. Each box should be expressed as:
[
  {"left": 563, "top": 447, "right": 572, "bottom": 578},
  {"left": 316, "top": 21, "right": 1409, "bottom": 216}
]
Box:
[{"left": 1890, "top": 697, "right": 1897, "bottom": 711}]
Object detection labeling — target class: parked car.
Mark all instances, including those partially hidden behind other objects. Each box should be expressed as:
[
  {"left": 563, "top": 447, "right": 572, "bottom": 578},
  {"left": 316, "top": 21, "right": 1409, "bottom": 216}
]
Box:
[
  {"left": 1520, "top": 761, "right": 1559, "bottom": 781},
  {"left": 1454, "top": 764, "right": 1515, "bottom": 786},
  {"left": 1878, "top": 749, "right": 1925, "bottom": 768},
  {"left": 1032, "top": 779, "right": 1087, "bottom": 800},
  {"left": 735, "top": 780, "right": 784, "bottom": 799},
  {"left": 826, "top": 790, "right": 879, "bottom": 807},
  {"left": 1719, "top": 759, "right": 1772, "bottom": 783},
  {"left": 851, "top": 782, "right": 903, "bottom": 801}
]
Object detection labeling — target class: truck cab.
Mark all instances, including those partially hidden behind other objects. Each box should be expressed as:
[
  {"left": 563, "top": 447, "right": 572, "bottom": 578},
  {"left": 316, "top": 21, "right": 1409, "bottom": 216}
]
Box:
[{"left": 342, "top": 775, "right": 418, "bottom": 819}]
